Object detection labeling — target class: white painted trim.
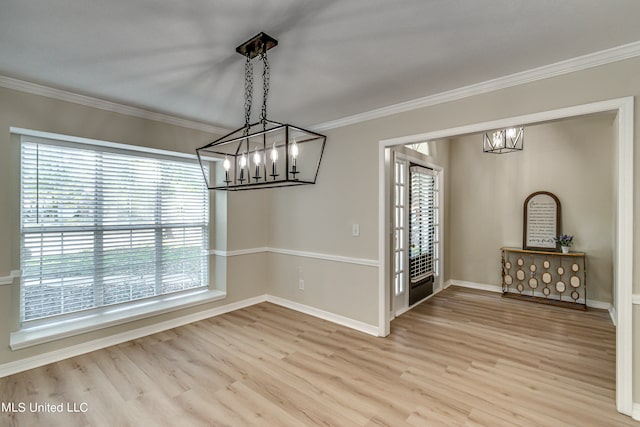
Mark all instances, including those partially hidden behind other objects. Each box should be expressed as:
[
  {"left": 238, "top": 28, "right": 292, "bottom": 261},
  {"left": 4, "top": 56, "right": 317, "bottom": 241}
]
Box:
[
  {"left": 208, "top": 247, "right": 269, "bottom": 257},
  {"left": 0, "top": 270, "right": 21, "bottom": 286},
  {"left": 378, "top": 147, "right": 391, "bottom": 336},
  {"left": 449, "top": 280, "right": 502, "bottom": 293},
  {"left": 381, "top": 98, "right": 633, "bottom": 148},
  {"left": 0, "top": 295, "right": 267, "bottom": 378},
  {"left": 615, "top": 97, "right": 634, "bottom": 416},
  {"left": 632, "top": 294, "right": 640, "bottom": 304},
  {"left": 0, "top": 75, "right": 229, "bottom": 135},
  {"left": 633, "top": 403, "right": 640, "bottom": 421},
  {"left": 378, "top": 96, "right": 634, "bottom": 418},
  {"left": 313, "top": 41, "right": 640, "bottom": 131},
  {"left": 12, "top": 127, "right": 204, "bottom": 161},
  {"left": 586, "top": 300, "right": 612, "bottom": 310},
  {"left": 209, "top": 247, "right": 379, "bottom": 267},
  {"left": 267, "top": 247, "right": 379, "bottom": 267},
  {"left": 609, "top": 307, "right": 618, "bottom": 327},
  {"left": 449, "top": 279, "right": 612, "bottom": 309},
  {"left": 265, "top": 295, "right": 379, "bottom": 337}
]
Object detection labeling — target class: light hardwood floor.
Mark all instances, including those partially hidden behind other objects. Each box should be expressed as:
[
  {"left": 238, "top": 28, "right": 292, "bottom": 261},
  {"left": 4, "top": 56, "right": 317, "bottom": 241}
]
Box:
[{"left": 1, "top": 286, "right": 637, "bottom": 426}]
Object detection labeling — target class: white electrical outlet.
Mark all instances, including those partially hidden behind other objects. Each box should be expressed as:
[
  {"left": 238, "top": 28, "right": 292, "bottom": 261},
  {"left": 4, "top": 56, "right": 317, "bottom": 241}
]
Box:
[{"left": 352, "top": 223, "right": 360, "bottom": 237}]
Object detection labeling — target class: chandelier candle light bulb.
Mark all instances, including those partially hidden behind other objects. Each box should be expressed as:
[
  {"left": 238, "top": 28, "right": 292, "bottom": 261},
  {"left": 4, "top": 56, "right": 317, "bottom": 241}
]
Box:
[
  {"left": 290, "top": 139, "right": 299, "bottom": 176},
  {"left": 270, "top": 143, "right": 278, "bottom": 178},
  {"left": 253, "top": 149, "right": 261, "bottom": 180},
  {"left": 223, "top": 156, "right": 231, "bottom": 183},
  {"left": 239, "top": 153, "right": 247, "bottom": 182}
]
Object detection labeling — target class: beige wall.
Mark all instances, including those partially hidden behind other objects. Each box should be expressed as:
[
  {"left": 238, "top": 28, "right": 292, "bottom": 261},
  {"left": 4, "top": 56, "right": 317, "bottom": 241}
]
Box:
[
  {"left": 264, "top": 121, "right": 380, "bottom": 324},
  {"left": 449, "top": 114, "right": 615, "bottom": 303},
  {"left": 0, "top": 86, "right": 268, "bottom": 365}
]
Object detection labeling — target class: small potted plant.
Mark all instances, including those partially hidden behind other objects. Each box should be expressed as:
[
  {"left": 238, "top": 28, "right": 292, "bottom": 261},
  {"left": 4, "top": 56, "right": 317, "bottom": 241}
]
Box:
[{"left": 554, "top": 234, "right": 574, "bottom": 253}]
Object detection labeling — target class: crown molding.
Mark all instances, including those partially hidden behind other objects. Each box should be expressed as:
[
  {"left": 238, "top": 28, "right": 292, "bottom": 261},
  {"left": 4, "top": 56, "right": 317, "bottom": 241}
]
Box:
[
  {"left": 3, "top": 39, "right": 639, "bottom": 135},
  {"left": 312, "top": 40, "right": 640, "bottom": 131},
  {"left": 0, "top": 75, "right": 229, "bottom": 135}
]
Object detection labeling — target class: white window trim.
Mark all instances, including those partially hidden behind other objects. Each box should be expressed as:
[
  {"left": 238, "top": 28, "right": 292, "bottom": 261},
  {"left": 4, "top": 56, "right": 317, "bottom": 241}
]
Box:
[
  {"left": 12, "top": 127, "right": 222, "bottom": 350},
  {"left": 10, "top": 289, "right": 225, "bottom": 350},
  {"left": 11, "top": 127, "right": 198, "bottom": 159},
  {"left": 11, "top": 127, "right": 220, "bottom": 162}
]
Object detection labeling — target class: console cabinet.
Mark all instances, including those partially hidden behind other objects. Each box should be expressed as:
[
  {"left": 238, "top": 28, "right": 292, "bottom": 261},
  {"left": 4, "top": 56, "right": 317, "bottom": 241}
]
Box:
[{"left": 501, "top": 247, "right": 587, "bottom": 310}]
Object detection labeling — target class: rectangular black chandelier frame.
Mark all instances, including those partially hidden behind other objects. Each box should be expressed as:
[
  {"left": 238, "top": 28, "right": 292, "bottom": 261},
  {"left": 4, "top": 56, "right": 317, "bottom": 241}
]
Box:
[{"left": 196, "top": 119, "right": 326, "bottom": 191}]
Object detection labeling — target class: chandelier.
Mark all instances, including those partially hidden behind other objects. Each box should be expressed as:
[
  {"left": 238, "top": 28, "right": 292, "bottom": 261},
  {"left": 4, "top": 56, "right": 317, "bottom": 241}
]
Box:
[
  {"left": 196, "top": 32, "right": 327, "bottom": 190},
  {"left": 483, "top": 127, "right": 524, "bottom": 154}
]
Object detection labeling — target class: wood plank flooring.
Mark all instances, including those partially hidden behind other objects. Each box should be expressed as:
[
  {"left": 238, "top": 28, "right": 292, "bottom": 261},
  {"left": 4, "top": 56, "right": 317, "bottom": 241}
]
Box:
[{"left": 1, "top": 286, "right": 636, "bottom": 426}]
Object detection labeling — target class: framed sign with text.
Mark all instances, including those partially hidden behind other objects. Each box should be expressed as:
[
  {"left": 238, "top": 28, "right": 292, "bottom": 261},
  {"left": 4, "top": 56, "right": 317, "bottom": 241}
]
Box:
[{"left": 523, "top": 191, "right": 561, "bottom": 251}]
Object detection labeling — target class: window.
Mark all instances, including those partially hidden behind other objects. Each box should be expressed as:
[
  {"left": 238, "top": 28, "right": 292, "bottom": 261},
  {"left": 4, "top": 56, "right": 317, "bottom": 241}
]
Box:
[
  {"left": 409, "top": 165, "right": 439, "bottom": 281},
  {"left": 20, "top": 136, "right": 209, "bottom": 324}
]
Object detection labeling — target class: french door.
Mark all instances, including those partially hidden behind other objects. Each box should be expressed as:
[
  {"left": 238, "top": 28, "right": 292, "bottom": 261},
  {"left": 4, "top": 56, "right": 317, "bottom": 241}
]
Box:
[{"left": 393, "top": 155, "right": 440, "bottom": 316}]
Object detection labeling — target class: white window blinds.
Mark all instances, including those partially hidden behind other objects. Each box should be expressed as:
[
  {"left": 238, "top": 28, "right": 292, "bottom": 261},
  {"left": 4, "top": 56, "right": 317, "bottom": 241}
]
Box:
[
  {"left": 20, "top": 138, "right": 209, "bottom": 323},
  {"left": 409, "top": 165, "right": 438, "bottom": 282}
]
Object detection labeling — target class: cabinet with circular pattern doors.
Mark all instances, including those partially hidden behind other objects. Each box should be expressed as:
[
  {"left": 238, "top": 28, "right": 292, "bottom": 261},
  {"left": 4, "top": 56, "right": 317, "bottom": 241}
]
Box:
[{"left": 501, "top": 247, "right": 587, "bottom": 310}]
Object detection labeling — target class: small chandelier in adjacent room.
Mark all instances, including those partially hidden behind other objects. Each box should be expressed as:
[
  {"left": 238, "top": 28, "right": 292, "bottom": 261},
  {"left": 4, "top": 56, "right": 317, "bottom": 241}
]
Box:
[
  {"left": 483, "top": 127, "right": 524, "bottom": 154},
  {"left": 196, "top": 32, "right": 327, "bottom": 190}
]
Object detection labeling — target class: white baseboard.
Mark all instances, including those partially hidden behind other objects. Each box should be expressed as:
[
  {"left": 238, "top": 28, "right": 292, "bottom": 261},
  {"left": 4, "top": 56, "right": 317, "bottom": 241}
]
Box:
[
  {"left": 633, "top": 403, "right": 640, "bottom": 421},
  {"left": 0, "top": 293, "right": 379, "bottom": 378},
  {"left": 586, "top": 300, "right": 612, "bottom": 310},
  {"left": 449, "top": 280, "right": 502, "bottom": 293},
  {"left": 0, "top": 295, "right": 267, "bottom": 379},
  {"left": 448, "top": 279, "right": 611, "bottom": 310},
  {"left": 609, "top": 306, "right": 618, "bottom": 326},
  {"left": 265, "top": 295, "right": 379, "bottom": 336}
]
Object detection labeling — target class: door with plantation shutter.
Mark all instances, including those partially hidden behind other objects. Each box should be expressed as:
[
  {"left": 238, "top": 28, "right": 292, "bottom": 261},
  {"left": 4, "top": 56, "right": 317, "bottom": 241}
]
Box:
[{"left": 409, "top": 165, "right": 438, "bottom": 305}]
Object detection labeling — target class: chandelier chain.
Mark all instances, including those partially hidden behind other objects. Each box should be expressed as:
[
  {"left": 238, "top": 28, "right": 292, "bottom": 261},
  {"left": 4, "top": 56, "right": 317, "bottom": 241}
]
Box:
[
  {"left": 243, "top": 55, "right": 253, "bottom": 134},
  {"left": 260, "top": 50, "right": 270, "bottom": 125}
]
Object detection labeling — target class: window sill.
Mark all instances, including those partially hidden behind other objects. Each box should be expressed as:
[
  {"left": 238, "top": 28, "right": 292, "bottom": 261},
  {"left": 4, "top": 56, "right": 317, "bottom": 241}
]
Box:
[{"left": 10, "top": 289, "right": 226, "bottom": 350}]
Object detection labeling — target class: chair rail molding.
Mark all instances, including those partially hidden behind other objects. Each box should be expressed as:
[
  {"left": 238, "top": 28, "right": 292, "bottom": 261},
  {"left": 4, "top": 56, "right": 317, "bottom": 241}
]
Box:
[
  {"left": 209, "top": 247, "right": 378, "bottom": 267},
  {"left": 0, "top": 270, "right": 21, "bottom": 286}
]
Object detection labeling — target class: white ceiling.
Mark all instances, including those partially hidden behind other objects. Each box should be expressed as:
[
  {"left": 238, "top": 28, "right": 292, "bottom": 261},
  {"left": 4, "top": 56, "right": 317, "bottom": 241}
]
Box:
[{"left": 1, "top": 1, "right": 640, "bottom": 130}]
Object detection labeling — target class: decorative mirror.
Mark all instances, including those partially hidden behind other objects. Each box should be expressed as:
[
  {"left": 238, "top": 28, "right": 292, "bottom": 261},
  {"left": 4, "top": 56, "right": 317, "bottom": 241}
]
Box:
[{"left": 523, "top": 191, "right": 561, "bottom": 251}]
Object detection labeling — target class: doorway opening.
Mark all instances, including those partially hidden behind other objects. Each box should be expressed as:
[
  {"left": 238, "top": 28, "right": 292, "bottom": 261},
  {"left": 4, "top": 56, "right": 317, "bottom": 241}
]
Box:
[{"left": 377, "top": 97, "right": 634, "bottom": 416}]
